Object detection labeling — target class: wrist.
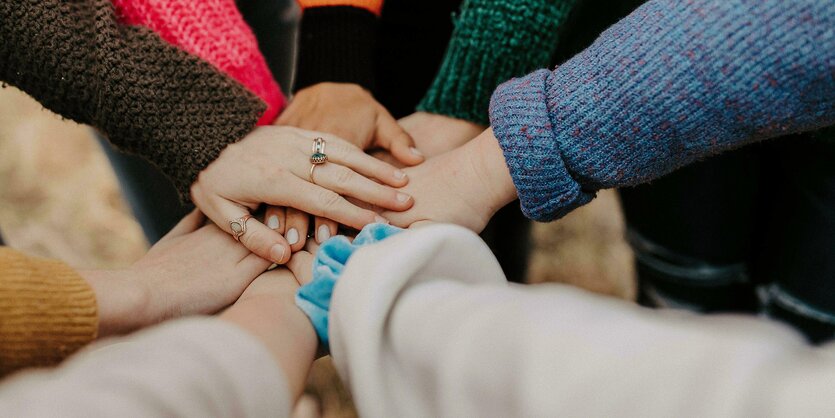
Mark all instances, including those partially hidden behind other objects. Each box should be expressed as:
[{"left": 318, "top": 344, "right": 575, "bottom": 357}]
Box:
[
  {"left": 406, "top": 112, "right": 486, "bottom": 158},
  {"left": 80, "top": 269, "right": 151, "bottom": 337},
  {"left": 221, "top": 296, "right": 317, "bottom": 398},
  {"left": 465, "top": 128, "right": 517, "bottom": 214}
]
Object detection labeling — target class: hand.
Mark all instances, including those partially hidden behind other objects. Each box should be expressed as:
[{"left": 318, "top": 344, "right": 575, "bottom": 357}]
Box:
[
  {"left": 191, "top": 126, "right": 414, "bottom": 264},
  {"left": 399, "top": 112, "right": 486, "bottom": 158},
  {"left": 277, "top": 83, "right": 424, "bottom": 165},
  {"left": 81, "top": 210, "right": 272, "bottom": 337},
  {"left": 381, "top": 129, "right": 518, "bottom": 233},
  {"left": 220, "top": 252, "right": 317, "bottom": 399},
  {"left": 276, "top": 83, "right": 425, "bottom": 246}
]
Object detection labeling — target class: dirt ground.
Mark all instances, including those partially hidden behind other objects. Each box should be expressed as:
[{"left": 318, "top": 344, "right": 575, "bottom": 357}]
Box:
[{"left": 0, "top": 86, "right": 635, "bottom": 417}]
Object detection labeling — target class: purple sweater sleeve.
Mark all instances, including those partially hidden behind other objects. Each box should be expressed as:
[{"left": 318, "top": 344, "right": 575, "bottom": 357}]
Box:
[{"left": 489, "top": 0, "right": 835, "bottom": 222}]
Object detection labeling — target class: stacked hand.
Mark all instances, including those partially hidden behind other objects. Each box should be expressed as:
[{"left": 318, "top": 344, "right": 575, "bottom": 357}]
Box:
[
  {"left": 190, "top": 125, "right": 414, "bottom": 264},
  {"left": 398, "top": 112, "right": 486, "bottom": 159},
  {"left": 220, "top": 250, "right": 317, "bottom": 400},
  {"left": 381, "top": 129, "right": 517, "bottom": 233},
  {"left": 189, "top": 82, "right": 514, "bottom": 266},
  {"left": 270, "top": 83, "right": 424, "bottom": 249},
  {"left": 82, "top": 210, "right": 272, "bottom": 336}
]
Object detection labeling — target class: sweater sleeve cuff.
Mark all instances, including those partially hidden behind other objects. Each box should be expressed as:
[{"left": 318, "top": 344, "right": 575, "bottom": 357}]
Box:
[
  {"left": 489, "top": 69, "right": 594, "bottom": 222},
  {"left": 0, "top": 249, "right": 98, "bottom": 375},
  {"left": 293, "top": 6, "right": 378, "bottom": 92},
  {"left": 418, "top": 0, "right": 572, "bottom": 126}
]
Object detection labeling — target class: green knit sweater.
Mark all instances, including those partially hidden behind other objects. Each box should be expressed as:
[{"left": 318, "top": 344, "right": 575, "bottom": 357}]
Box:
[{"left": 417, "top": 0, "right": 576, "bottom": 125}]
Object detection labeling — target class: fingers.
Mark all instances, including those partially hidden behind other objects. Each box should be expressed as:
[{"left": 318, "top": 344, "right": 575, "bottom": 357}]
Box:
[
  {"left": 324, "top": 138, "right": 409, "bottom": 187},
  {"left": 311, "top": 163, "right": 413, "bottom": 211},
  {"left": 215, "top": 198, "right": 291, "bottom": 265},
  {"left": 277, "top": 175, "right": 387, "bottom": 231},
  {"left": 285, "top": 207, "right": 309, "bottom": 252},
  {"left": 314, "top": 217, "right": 337, "bottom": 244},
  {"left": 160, "top": 209, "right": 205, "bottom": 241},
  {"left": 264, "top": 206, "right": 286, "bottom": 234},
  {"left": 375, "top": 111, "right": 424, "bottom": 166},
  {"left": 237, "top": 251, "right": 274, "bottom": 276},
  {"left": 303, "top": 238, "right": 321, "bottom": 254},
  {"left": 378, "top": 207, "right": 423, "bottom": 229},
  {"left": 287, "top": 251, "right": 315, "bottom": 285}
]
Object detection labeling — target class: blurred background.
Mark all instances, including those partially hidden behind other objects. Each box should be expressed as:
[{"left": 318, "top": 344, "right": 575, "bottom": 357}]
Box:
[{"left": 0, "top": 84, "right": 634, "bottom": 416}]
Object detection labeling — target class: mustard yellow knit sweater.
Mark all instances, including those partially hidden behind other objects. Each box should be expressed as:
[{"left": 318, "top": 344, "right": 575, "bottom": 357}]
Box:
[{"left": 0, "top": 248, "right": 98, "bottom": 376}]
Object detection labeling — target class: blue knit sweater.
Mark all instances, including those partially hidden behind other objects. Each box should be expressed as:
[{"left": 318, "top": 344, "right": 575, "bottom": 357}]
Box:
[{"left": 489, "top": 0, "right": 835, "bottom": 222}]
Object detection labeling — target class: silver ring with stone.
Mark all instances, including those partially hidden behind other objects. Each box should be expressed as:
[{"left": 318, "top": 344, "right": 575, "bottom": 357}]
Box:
[{"left": 229, "top": 214, "right": 253, "bottom": 242}]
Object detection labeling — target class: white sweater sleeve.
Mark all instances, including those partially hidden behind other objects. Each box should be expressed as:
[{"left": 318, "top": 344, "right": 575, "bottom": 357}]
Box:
[
  {"left": 0, "top": 318, "right": 291, "bottom": 418},
  {"left": 329, "top": 224, "right": 835, "bottom": 418}
]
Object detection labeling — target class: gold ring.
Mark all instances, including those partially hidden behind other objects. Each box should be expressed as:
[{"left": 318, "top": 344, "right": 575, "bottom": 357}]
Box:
[
  {"left": 309, "top": 163, "right": 318, "bottom": 183},
  {"left": 229, "top": 214, "right": 253, "bottom": 242}
]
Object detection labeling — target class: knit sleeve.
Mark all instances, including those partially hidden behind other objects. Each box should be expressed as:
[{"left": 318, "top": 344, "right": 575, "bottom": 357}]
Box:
[
  {"left": 0, "top": 0, "right": 265, "bottom": 202},
  {"left": 417, "top": 0, "right": 577, "bottom": 126},
  {"left": 293, "top": 1, "right": 384, "bottom": 92},
  {"left": 111, "top": 0, "right": 285, "bottom": 125},
  {"left": 489, "top": 0, "right": 835, "bottom": 222},
  {"left": 0, "top": 248, "right": 98, "bottom": 377}
]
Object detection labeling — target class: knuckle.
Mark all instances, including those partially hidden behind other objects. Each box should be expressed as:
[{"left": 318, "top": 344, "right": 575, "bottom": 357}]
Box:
[
  {"left": 334, "top": 166, "right": 355, "bottom": 184},
  {"left": 269, "top": 165, "right": 289, "bottom": 180},
  {"left": 396, "top": 132, "right": 414, "bottom": 146},
  {"left": 241, "top": 228, "right": 270, "bottom": 255},
  {"left": 318, "top": 190, "right": 343, "bottom": 215},
  {"left": 328, "top": 138, "right": 351, "bottom": 155}
]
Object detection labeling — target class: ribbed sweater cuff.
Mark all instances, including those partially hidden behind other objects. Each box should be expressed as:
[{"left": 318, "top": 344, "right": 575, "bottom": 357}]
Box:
[
  {"left": 489, "top": 69, "right": 594, "bottom": 222},
  {"left": 294, "top": 6, "right": 377, "bottom": 92},
  {"left": 0, "top": 249, "right": 98, "bottom": 376},
  {"left": 418, "top": 0, "right": 571, "bottom": 126},
  {"left": 297, "top": 0, "right": 384, "bottom": 15}
]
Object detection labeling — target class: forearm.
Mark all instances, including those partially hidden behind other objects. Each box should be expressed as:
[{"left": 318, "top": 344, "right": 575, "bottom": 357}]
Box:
[
  {"left": 330, "top": 225, "right": 833, "bottom": 416},
  {"left": 78, "top": 270, "right": 149, "bottom": 338},
  {"left": 0, "top": 0, "right": 264, "bottom": 201},
  {"left": 418, "top": 0, "right": 576, "bottom": 125},
  {"left": 0, "top": 249, "right": 97, "bottom": 376},
  {"left": 293, "top": 2, "right": 383, "bottom": 92},
  {"left": 466, "top": 128, "right": 518, "bottom": 213},
  {"left": 490, "top": 0, "right": 835, "bottom": 221},
  {"left": 0, "top": 319, "right": 292, "bottom": 417},
  {"left": 220, "top": 295, "right": 317, "bottom": 399},
  {"left": 112, "top": 0, "right": 284, "bottom": 125}
]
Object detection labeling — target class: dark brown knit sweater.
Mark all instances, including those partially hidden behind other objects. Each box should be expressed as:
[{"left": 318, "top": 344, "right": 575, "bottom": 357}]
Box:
[{"left": 0, "top": 0, "right": 265, "bottom": 200}]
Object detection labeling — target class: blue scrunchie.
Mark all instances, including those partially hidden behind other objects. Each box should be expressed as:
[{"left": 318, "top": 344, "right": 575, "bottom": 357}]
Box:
[{"left": 295, "top": 223, "right": 403, "bottom": 349}]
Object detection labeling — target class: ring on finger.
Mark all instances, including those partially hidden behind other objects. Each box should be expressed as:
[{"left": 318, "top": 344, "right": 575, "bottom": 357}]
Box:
[
  {"left": 229, "top": 214, "right": 253, "bottom": 242},
  {"left": 309, "top": 137, "right": 328, "bottom": 183}
]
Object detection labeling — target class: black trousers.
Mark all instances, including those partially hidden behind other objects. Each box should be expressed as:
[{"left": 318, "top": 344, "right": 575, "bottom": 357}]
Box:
[{"left": 622, "top": 131, "right": 835, "bottom": 342}]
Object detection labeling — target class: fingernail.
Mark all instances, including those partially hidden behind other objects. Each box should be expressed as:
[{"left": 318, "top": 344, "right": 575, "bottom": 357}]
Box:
[
  {"left": 394, "top": 170, "right": 407, "bottom": 180},
  {"left": 374, "top": 215, "right": 390, "bottom": 225},
  {"left": 270, "top": 244, "right": 286, "bottom": 263},
  {"left": 396, "top": 192, "right": 411, "bottom": 203},
  {"left": 410, "top": 147, "right": 423, "bottom": 157},
  {"left": 317, "top": 225, "right": 331, "bottom": 243},
  {"left": 286, "top": 228, "right": 299, "bottom": 245},
  {"left": 267, "top": 215, "right": 280, "bottom": 230}
]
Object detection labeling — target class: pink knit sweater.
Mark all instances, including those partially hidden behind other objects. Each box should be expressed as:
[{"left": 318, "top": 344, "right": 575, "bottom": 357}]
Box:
[{"left": 112, "top": 0, "right": 284, "bottom": 125}]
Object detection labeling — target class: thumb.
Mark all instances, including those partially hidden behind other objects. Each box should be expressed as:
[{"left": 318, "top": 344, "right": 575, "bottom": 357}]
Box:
[
  {"left": 159, "top": 209, "right": 205, "bottom": 242},
  {"left": 375, "top": 111, "right": 424, "bottom": 166}
]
